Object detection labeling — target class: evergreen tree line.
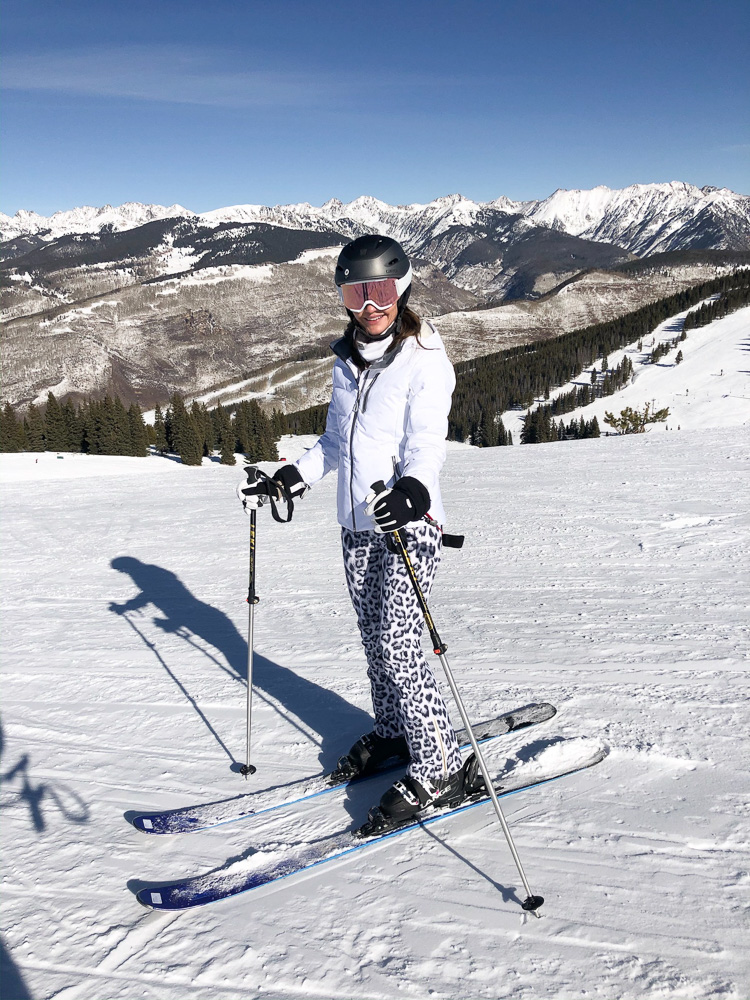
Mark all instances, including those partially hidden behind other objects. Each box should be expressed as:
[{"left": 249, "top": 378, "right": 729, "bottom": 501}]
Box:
[
  {"left": 539, "top": 355, "right": 635, "bottom": 418},
  {"left": 447, "top": 271, "right": 747, "bottom": 446},
  {"left": 520, "top": 408, "right": 601, "bottom": 444},
  {"left": 0, "top": 390, "right": 279, "bottom": 466},
  {"left": 1, "top": 393, "right": 148, "bottom": 456},
  {"left": 520, "top": 354, "right": 634, "bottom": 441},
  {"left": 276, "top": 402, "right": 329, "bottom": 437},
  {"left": 649, "top": 329, "right": 686, "bottom": 365},
  {"left": 154, "top": 395, "right": 278, "bottom": 466},
  {"left": 683, "top": 277, "right": 750, "bottom": 331}
]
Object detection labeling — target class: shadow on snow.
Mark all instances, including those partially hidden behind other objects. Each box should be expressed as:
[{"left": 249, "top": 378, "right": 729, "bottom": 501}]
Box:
[
  {"left": 0, "top": 718, "right": 90, "bottom": 834},
  {"left": 0, "top": 936, "right": 33, "bottom": 1000},
  {"left": 109, "top": 556, "right": 371, "bottom": 771}
]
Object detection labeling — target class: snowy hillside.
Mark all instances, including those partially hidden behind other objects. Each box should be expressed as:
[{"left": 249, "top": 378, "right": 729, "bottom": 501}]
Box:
[
  {"left": 198, "top": 183, "right": 750, "bottom": 257},
  {"left": 501, "top": 304, "right": 750, "bottom": 441},
  {"left": 4, "top": 180, "right": 748, "bottom": 414},
  {"left": 523, "top": 182, "right": 750, "bottom": 255},
  {"left": 0, "top": 202, "right": 195, "bottom": 242},
  {"left": 3, "top": 182, "right": 748, "bottom": 255},
  {"left": 1, "top": 307, "right": 749, "bottom": 999}
]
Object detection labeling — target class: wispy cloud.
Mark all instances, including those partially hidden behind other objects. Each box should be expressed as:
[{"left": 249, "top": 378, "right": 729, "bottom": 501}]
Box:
[{"left": 1, "top": 45, "right": 339, "bottom": 108}]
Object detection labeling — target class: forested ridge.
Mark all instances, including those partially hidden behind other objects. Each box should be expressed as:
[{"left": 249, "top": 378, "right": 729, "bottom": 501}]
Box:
[
  {"left": 449, "top": 271, "right": 749, "bottom": 446},
  {"left": 278, "top": 270, "right": 749, "bottom": 447},
  {"left": 2, "top": 270, "right": 747, "bottom": 458}
]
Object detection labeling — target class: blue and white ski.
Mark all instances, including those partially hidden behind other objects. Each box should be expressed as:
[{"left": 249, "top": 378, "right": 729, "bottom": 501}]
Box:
[
  {"left": 136, "top": 738, "right": 608, "bottom": 910},
  {"left": 129, "top": 702, "right": 556, "bottom": 835}
]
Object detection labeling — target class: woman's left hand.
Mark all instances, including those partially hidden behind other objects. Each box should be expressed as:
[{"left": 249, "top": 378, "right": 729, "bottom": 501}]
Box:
[{"left": 365, "top": 477, "right": 430, "bottom": 533}]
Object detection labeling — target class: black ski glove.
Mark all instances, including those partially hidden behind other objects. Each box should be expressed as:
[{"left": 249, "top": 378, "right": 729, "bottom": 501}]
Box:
[
  {"left": 365, "top": 476, "right": 430, "bottom": 533},
  {"left": 237, "top": 465, "right": 308, "bottom": 513},
  {"left": 272, "top": 464, "right": 309, "bottom": 501},
  {"left": 237, "top": 466, "right": 279, "bottom": 509}
]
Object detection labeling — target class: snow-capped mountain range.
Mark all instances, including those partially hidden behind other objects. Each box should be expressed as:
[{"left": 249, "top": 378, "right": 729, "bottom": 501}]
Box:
[
  {"left": 0, "top": 202, "right": 193, "bottom": 242},
  {"left": 2, "top": 181, "right": 749, "bottom": 257},
  {"left": 2, "top": 181, "right": 748, "bottom": 414}
]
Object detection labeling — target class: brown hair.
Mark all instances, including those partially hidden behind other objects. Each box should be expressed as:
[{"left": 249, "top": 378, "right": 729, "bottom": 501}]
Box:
[{"left": 391, "top": 305, "right": 422, "bottom": 346}]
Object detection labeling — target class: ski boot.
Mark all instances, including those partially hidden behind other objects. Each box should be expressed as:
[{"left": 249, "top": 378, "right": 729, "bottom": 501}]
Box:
[
  {"left": 328, "top": 730, "right": 409, "bottom": 785},
  {"left": 356, "top": 753, "right": 485, "bottom": 836}
]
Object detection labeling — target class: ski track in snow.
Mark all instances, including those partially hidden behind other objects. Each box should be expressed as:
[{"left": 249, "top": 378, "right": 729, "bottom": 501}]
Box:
[{"left": 1, "top": 309, "right": 749, "bottom": 999}]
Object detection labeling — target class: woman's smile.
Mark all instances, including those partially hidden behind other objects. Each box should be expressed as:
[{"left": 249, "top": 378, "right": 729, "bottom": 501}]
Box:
[{"left": 358, "top": 301, "right": 398, "bottom": 336}]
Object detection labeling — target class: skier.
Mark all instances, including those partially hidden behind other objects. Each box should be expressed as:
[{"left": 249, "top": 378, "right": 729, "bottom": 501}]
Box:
[{"left": 239, "top": 235, "right": 470, "bottom": 823}]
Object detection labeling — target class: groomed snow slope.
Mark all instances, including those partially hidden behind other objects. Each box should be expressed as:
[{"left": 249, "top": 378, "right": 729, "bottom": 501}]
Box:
[
  {"left": 502, "top": 305, "right": 750, "bottom": 441},
  {"left": 1, "top": 313, "right": 749, "bottom": 1000}
]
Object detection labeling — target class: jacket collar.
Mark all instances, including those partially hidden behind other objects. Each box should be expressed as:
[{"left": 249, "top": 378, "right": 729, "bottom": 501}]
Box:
[
  {"left": 330, "top": 320, "right": 437, "bottom": 374},
  {"left": 330, "top": 330, "right": 406, "bottom": 374}
]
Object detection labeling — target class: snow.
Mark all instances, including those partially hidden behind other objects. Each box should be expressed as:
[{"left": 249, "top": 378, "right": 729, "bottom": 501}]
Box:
[
  {"left": 521, "top": 182, "right": 750, "bottom": 255},
  {"left": 149, "top": 247, "right": 341, "bottom": 302},
  {"left": 501, "top": 305, "right": 750, "bottom": 442},
  {"left": 1, "top": 308, "right": 749, "bottom": 999},
  {"left": 7, "top": 183, "right": 747, "bottom": 255}
]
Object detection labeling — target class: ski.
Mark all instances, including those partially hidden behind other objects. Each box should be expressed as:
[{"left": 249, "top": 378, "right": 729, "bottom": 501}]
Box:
[
  {"left": 129, "top": 702, "right": 555, "bottom": 835},
  {"left": 136, "top": 737, "right": 607, "bottom": 910}
]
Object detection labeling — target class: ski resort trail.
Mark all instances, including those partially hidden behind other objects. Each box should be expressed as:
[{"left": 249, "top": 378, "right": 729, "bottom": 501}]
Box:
[{"left": 1, "top": 309, "right": 749, "bottom": 999}]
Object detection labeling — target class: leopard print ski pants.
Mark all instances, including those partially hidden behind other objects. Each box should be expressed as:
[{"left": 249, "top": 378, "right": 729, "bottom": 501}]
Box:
[{"left": 341, "top": 523, "right": 462, "bottom": 783}]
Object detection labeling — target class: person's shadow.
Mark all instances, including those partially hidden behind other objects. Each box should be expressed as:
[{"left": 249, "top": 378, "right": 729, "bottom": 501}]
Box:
[{"left": 109, "top": 557, "right": 371, "bottom": 771}]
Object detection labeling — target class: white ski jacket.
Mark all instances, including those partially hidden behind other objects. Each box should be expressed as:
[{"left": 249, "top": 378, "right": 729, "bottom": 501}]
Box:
[{"left": 295, "top": 321, "right": 455, "bottom": 532}]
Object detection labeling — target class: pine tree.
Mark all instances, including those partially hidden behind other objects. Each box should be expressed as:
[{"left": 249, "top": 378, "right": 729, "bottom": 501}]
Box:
[
  {"left": 44, "top": 392, "right": 69, "bottom": 452},
  {"left": 113, "top": 397, "right": 131, "bottom": 454},
  {"left": 214, "top": 404, "right": 236, "bottom": 465},
  {"left": 180, "top": 419, "right": 203, "bottom": 465},
  {"left": 271, "top": 409, "right": 287, "bottom": 440},
  {"left": 235, "top": 400, "right": 277, "bottom": 462},
  {"left": 169, "top": 394, "right": 203, "bottom": 465},
  {"left": 0, "top": 403, "right": 24, "bottom": 452},
  {"left": 153, "top": 404, "right": 168, "bottom": 454},
  {"left": 191, "top": 401, "right": 214, "bottom": 457},
  {"left": 62, "top": 399, "right": 80, "bottom": 451},
  {"left": 496, "top": 417, "right": 512, "bottom": 447},
  {"left": 24, "top": 404, "right": 46, "bottom": 451},
  {"left": 168, "top": 393, "right": 187, "bottom": 455},
  {"left": 127, "top": 404, "right": 149, "bottom": 457},
  {"left": 603, "top": 402, "right": 670, "bottom": 435}
]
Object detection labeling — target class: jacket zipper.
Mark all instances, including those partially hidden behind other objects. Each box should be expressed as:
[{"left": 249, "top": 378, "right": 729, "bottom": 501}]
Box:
[
  {"left": 348, "top": 367, "right": 381, "bottom": 530},
  {"left": 349, "top": 370, "right": 367, "bottom": 531}
]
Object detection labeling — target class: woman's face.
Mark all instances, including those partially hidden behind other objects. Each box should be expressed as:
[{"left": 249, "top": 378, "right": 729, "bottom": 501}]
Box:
[{"left": 355, "top": 300, "right": 399, "bottom": 338}]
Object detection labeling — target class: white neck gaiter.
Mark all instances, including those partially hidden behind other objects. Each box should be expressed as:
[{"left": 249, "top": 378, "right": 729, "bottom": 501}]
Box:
[{"left": 354, "top": 331, "right": 394, "bottom": 363}]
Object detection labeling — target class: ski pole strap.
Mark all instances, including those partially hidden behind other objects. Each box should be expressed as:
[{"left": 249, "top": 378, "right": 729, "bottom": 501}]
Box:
[
  {"left": 267, "top": 484, "right": 294, "bottom": 523},
  {"left": 242, "top": 467, "right": 294, "bottom": 523},
  {"left": 423, "top": 513, "right": 464, "bottom": 549}
]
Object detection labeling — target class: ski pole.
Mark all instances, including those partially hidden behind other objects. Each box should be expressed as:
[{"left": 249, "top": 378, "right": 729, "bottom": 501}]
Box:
[
  {"left": 240, "top": 508, "right": 259, "bottom": 777},
  {"left": 374, "top": 486, "right": 543, "bottom": 914},
  {"left": 237, "top": 466, "right": 297, "bottom": 778}
]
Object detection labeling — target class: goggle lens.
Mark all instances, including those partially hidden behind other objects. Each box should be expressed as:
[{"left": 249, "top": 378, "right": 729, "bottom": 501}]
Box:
[{"left": 340, "top": 279, "right": 399, "bottom": 313}]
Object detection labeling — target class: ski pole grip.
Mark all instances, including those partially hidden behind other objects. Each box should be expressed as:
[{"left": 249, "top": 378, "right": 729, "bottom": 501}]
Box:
[{"left": 371, "top": 481, "right": 387, "bottom": 494}]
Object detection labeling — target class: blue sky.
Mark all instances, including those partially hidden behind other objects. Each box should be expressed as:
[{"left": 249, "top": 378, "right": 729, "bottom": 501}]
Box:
[{"left": 2, "top": 0, "right": 748, "bottom": 215}]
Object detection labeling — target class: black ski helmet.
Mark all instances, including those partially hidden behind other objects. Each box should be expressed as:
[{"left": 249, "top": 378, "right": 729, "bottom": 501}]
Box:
[{"left": 334, "top": 234, "right": 411, "bottom": 288}]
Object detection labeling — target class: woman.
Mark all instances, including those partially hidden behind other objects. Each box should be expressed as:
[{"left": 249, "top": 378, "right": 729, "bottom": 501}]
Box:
[{"left": 241, "top": 234, "right": 469, "bottom": 824}]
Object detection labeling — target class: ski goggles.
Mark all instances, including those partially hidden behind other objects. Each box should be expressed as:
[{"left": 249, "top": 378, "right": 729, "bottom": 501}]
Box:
[{"left": 338, "top": 268, "right": 411, "bottom": 313}]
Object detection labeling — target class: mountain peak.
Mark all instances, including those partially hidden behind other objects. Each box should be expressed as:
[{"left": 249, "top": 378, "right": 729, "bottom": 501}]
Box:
[{"left": 2, "top": 183, "right": 748, "bottom": 257}]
